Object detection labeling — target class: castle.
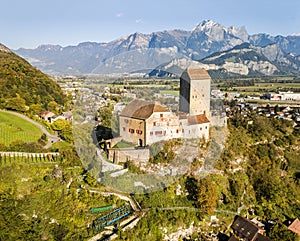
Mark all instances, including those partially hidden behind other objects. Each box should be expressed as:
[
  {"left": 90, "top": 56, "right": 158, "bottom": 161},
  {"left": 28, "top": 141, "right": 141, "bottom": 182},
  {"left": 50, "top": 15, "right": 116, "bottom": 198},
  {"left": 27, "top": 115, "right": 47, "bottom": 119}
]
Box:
[{"left": 118, "top": 68, "right": 211, "bottom": 147}]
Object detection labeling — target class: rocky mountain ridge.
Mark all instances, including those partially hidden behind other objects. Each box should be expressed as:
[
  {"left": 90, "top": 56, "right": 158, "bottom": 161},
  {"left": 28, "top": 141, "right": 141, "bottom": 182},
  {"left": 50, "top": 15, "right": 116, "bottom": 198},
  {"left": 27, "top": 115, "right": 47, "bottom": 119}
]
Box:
[
  {"left": 149, "top": 43, "right": 300, "bottom": 78},
  {"left": 14, "top": 20, "right": 300, "bottom": 75},
  {"left": 0, "top": 43, "right": 12, "bottom": 53}
]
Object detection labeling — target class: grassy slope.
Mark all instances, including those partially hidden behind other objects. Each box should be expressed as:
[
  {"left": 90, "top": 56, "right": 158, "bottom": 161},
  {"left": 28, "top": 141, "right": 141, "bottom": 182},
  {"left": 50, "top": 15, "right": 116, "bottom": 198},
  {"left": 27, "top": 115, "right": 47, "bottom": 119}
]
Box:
[{"left": 0, "top": 111, "right": 42, "bottom": 145}]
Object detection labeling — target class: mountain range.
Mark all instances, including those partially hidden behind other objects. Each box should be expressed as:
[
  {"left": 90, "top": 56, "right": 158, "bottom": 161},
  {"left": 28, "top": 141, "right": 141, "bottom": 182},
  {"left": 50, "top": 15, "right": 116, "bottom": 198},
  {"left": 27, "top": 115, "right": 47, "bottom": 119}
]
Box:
[
  {"left": 14, "top": 20, "right": 300, "bottom": 76},
  {"left": 149, "top": 43, "right": 300, "bottom": 78}
]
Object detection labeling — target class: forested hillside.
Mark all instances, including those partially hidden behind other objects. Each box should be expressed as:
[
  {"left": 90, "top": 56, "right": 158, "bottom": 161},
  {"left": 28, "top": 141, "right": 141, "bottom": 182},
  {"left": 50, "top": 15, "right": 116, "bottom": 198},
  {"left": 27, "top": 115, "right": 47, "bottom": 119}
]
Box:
[{"left": 0, "top": 44, "right": 65, "bottom": 111}]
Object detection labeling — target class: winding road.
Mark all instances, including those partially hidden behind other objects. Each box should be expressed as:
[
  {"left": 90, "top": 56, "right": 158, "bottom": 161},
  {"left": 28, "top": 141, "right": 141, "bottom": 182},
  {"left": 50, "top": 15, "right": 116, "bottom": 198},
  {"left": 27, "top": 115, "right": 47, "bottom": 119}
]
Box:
[{"left": 0, "top": 109, "right": 62, "bottom": 148}]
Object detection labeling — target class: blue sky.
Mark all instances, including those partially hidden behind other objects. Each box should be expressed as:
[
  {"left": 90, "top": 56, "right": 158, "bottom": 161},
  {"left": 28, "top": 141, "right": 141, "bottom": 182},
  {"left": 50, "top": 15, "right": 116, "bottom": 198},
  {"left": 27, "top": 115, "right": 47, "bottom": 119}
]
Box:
[{"left": 1, "top": 0, "right": 300, "bottom": 49}]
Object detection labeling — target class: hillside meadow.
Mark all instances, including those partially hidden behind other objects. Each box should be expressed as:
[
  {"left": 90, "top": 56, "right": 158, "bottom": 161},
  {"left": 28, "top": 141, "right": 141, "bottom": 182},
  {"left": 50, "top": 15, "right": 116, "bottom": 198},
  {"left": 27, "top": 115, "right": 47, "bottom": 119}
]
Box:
[{"left": 0, "top": 111, "right": 42, "bottom": 145}]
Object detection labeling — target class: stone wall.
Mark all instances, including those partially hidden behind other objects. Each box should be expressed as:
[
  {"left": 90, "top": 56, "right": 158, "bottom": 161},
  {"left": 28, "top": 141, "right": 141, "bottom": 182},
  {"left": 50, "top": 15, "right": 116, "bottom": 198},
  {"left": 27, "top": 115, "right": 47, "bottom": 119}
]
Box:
[
  {"left": 0, "top": 152, "right": 59, "bottom": 158},
  {"left": 108, "top": 148, "right": 150, "bottom": 164},
  {"left": 104, "top": 137, "right": 123, "bottom": 149}
]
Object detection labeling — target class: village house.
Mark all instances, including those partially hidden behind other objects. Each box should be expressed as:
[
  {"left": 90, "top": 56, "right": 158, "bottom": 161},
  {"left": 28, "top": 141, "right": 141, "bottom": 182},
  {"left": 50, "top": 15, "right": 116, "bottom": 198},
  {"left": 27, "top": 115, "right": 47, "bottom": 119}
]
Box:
[
  {"left": 40, "top": 111, "right": 73, "bottom": 124},
  {"left": 230, "top": 216, "right": 273, "bottom": 241},
  {"left": 287, "top": 218, "right": 300, "bottom": 236},
  {"left": 40, "top": 111, "right": 56, "bottom": 122},
  {"left": 118, "top": 68, "right": 211, "bottom": 147},
  {"left": 267, "top": 91, "right": 300, "bottom": 101}
]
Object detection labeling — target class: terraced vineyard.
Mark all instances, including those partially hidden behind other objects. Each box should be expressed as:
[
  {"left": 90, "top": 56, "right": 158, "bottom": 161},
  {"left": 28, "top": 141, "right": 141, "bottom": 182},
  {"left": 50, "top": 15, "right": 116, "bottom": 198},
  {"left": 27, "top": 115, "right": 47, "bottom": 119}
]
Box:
[
  {"left": 0, "top": 111, "right": 42, "bottom": 145},
  {"left": 0, "top": 155, "right": 59, "bottom": 166}
]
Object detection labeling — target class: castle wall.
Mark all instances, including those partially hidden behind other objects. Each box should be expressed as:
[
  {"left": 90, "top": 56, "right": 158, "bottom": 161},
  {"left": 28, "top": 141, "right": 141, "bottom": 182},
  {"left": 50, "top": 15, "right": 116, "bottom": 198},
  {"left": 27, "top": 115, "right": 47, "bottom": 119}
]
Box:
[
  {"left": 145, "top": 111, "right": 181, "bottom": 145},
  {"left": 119, "top": 116, "right": 146, "bottom": 146},
  {"left": 180, "top": 120, "right": 210, "bottom": 140},
  {"left": 108, "top": 148, "right": 150, "bottom": 164},
  {"left": 189, "top": 78, "right": 211, "bottom": 115},
  {"left": 179, "top": 71, "right": 191, "bottom": 113},
  {"left": 179, "top": 68, "right": 211, "bottom": 116}
]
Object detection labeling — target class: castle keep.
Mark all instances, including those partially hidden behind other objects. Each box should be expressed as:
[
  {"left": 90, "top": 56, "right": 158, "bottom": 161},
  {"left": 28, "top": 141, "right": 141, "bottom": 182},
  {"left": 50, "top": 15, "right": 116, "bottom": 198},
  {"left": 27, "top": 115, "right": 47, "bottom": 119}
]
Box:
[{"left": 119, "top": 68, "right": 211, "bottom": 147}]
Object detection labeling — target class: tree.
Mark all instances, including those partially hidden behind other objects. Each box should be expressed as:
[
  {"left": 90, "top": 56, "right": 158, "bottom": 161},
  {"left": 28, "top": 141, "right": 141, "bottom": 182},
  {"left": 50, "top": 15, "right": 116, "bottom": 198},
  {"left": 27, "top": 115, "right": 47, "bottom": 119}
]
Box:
[
  {"left": 228, "top": 173, "right": 246, "bottom": 207},
  {"left": 196, "top": 178, "right": 217, "bottom": 214},
  {"left": 51, "top": 119, "right": 73, "bottom": 143},
  {"left": 5, "top": 94, "right": 27, "bottom": 112},
  {"left": 253, "top": 170, "right": 287, "bottom": 205},
  {"left": 186, "top": 176, "right": 217, "bottom": 214},
  {"left": 269, "top": 223, "right": 299, "bottom": 241},
  {"left": 98, "top": 106, "right": 113, "bottom": 128},
  {"left": 47, "top": 100, "right": 59, "bottom": 114},
  {"left": 29, "top": 103, "right": 43, "bottom": 115}
]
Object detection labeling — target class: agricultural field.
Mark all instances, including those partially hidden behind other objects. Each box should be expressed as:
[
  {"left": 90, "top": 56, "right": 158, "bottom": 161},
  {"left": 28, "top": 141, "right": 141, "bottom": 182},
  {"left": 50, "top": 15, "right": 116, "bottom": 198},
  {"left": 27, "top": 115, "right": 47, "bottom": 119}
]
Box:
[
  {"left": 159, "top": 89, "right": 179, "bottom": 96},
  {"left": 0, "top": 111, "right": 42, "bottom": 145},
  {"left": 0, "top": 155, "right": 59, "bottom": 166}
]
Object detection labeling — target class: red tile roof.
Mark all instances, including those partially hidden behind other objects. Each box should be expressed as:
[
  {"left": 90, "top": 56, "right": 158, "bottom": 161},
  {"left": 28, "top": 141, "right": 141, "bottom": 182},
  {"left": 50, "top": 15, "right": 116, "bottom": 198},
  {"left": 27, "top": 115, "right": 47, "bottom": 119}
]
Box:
[
  {"left": 40, "top": 111, "right": 55, "bottom": 118},
  {"left": 288, "top": 218, "right": 300, "bottom": 235},
  {"left": 187, "top": 114, "right": 210, "bottom": 125},
  {"left": 120, "top": 99, "right": 169, "bottom": 120}
]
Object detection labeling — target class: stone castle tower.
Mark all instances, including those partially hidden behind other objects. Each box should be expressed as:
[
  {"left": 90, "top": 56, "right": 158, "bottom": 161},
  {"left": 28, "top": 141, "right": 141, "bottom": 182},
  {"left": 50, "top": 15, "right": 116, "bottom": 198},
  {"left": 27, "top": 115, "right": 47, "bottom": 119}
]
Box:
[{"left": 179, "top": 68, "right": 211, "bottom": 116}]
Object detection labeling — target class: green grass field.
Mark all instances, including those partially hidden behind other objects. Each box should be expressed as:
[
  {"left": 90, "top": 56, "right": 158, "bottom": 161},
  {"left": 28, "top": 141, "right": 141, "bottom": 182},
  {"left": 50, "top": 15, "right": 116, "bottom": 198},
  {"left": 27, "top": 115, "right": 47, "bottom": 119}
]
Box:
[
  {"left": 113, "top": 140, "right": 136, "bottom": 148},
  {"left": 0, "top": 112, "right": 42, "bottom": 145},
  {"left": 159, "top": 90, "right": 179, "bottom": 96}
]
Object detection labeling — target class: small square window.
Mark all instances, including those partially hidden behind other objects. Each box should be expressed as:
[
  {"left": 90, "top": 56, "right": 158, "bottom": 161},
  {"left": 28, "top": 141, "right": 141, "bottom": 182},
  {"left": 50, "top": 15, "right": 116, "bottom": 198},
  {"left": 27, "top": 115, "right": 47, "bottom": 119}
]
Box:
[{"left": 136, "top": 130, "right": 143, "bottom": 135}]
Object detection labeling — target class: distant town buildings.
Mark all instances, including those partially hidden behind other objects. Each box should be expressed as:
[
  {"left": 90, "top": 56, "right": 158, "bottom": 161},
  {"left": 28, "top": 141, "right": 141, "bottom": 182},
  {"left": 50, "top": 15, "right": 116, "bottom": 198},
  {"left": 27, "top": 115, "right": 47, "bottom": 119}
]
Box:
[{"left": 267, "top": 91, "right": 300, "bottom": 101}]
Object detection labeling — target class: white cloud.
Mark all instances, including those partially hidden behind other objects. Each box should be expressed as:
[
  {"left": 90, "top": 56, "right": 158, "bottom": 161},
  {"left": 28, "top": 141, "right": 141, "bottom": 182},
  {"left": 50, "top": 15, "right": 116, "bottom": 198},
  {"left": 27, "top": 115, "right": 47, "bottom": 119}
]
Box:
[
  {"left": 116, "top": 13, "right": 123, "bottom": 18},
  {"left": 135, "top": 19, "right": 142, "bottom": 24}
]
